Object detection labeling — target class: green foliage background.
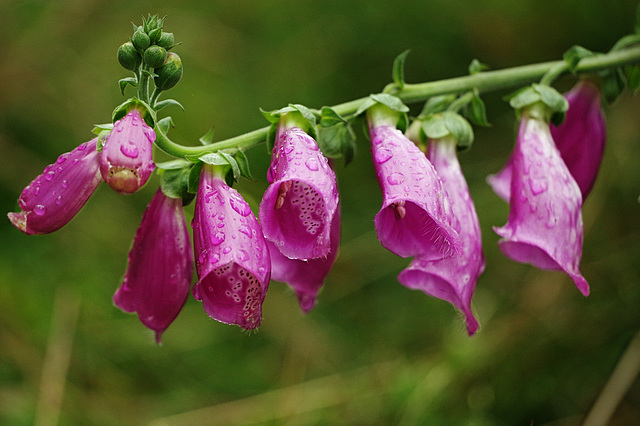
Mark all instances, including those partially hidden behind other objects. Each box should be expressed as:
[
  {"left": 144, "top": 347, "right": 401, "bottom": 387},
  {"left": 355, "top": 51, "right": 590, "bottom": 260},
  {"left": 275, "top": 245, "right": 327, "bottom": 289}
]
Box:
[{"left": 1, "top": 1, "right": 639, "bottom": 424}]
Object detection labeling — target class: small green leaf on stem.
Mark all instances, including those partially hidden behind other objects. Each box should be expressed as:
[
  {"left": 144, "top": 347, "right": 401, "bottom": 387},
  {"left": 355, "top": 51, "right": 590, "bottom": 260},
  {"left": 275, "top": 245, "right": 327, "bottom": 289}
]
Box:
[{"left": 392, "top": 50, "right": 410, "bottom": 90}]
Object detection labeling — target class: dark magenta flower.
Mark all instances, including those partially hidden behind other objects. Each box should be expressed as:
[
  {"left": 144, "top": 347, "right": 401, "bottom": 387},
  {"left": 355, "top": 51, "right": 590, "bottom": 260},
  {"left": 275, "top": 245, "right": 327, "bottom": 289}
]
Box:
[
  {"left": 192, "top": 165, "right": 271, "bottom": 330},
  {"left": 488, "top": 81, "right": 605, "bottom": 202},
  {"left": 8, "top": 138, "right": 101, "bottom": 235},
  {"left": 493, "top": 105, "right": 589, "bottom": 296},
  {"left": 259, "top": 117, "right": 339, "bottom": 260},
  {"left": 100, "top": 109, "right": 156, "bottom": 194},
  {"left": 268, "top": 206, "right": 340, "bottom": 313},
  {"left": 113, "top": 188, "right": 193, "bottom": 343},
  {"left": 398, "top": 137, "right": 484, "bottom": 335},
  {"left": 367, "top": 106, "right": 461, "bottom": 260}
]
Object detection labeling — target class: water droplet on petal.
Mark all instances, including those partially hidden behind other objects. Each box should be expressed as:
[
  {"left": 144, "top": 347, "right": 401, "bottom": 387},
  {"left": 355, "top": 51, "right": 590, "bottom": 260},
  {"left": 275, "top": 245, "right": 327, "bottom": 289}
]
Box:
[
  {"left": 305, "top": 158, "right": 319, "bottom": 171},
  {"left": 62, "top": 180, "right": 68, "bottom": 189},
  {"left": 223, "top": 247, "right": 232, "bottom": 254},
  {"left": 239, "top": 225, "right": 253, "bottom": 238},
  {"left": 45, "top": 171, "right": 55, "bottom": 181},
  {"left": 120, "top": 143, "right": 139, "bottom": 158},
  {"left": 55, "top": 196, "right": 63, "bottom": 205},
  {"left": 229, "top": 195, "right": 252, "bottom": 217},
  {"left": 529, "top": 177, "right": 548, "bottom": 195},
  {"left": 238, "top": 249, "right": 249, "bottom": 262},
  {"left": 387, "top": 172, "right": 405, "bottom": 185},
  {"left": 375, "top": 148, "right": 393, "bottom": 164},
  {"left": 34, "top": 205, "right": 46, "bottom": 216},
  {"left": 211, "top": 232, "right": 225, "bottom": 246}
]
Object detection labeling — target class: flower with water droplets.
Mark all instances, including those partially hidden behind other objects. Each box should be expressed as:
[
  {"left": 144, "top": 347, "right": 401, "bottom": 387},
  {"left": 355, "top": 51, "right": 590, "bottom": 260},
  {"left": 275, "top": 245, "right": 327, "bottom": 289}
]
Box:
[
  {"left": 367, "top": 103, "right": 461, "bottom": 260},
  {"left": 100, "top": 108, "right": 156, "bottom": 194},
  {"left": 493, "top": 103, "right": 589, "bottom": 296},
  {"left": 192, "top": 164, "right": 271, "bottom": 330},
  {"left": 398, "top": 136, "right": 484, "bottom": 335},
  {"left": 8, "top": 138, "right": 101, "bottom": 235},
  {"left": 259, "top": 113, "right": 339, "bottom": 260},
  {"left": 113, "top": 188, "right": 193, "bottom": 343},
  {"left": 488, "top": 80, "right": 606, "bottom": 202},
  {"left": 268, "top": 205, "right": 340, "bottom": 313}
]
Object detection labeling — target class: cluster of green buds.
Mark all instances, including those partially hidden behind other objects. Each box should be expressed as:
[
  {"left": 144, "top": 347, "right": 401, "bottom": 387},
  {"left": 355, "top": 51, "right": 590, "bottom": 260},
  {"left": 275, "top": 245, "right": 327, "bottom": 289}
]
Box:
[{"left": 117, "top": 15, "right": 183, "bottom": 99}]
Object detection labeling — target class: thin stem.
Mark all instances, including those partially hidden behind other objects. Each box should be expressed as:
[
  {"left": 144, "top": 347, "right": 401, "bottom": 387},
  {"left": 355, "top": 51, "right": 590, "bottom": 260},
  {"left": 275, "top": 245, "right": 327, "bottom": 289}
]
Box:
[
  {"left": 138, "top": 66, "right": 151, "bottom": 103},
  {"left": 150, "top": 87, "right": 162, "bottom": 107},
  {"left": 153, "top": 45, "right": 640, "bottom": 158}
]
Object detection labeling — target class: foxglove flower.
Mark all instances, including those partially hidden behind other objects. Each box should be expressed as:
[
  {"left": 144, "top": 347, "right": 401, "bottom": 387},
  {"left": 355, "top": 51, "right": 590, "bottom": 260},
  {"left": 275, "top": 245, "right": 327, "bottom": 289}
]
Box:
[
  {"left": 8, "top": 138, "right": 101, "bottom": 235},
  {"left": 367, "top": 109, "right": 461, "bottom": 260},
  {"left": 488, "top": 81, "right": 605, "bottom": 202},
  {"left": 100, "top": 109, "right": 156, "bottom": 194},
  {"left": 259, "top": 120, "right": 338, "bottom": 260},
  {"left": 398, "top": 137, "right": 484, "bottom": 335},
  {"left": 493, "top": 107, "right": 589, "bottom": 296},
  {"left": 192, "top": 165, "right": 271, "bottom": 330},
  {"left": 113, "top": 188, "right": 193, "bottom": 343},
  {"left": 268, "top": 206, "right": 340, "bottom": 313}
]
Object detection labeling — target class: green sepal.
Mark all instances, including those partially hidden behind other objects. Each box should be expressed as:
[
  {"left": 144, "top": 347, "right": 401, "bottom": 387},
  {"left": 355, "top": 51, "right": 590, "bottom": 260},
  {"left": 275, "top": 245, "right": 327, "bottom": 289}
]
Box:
[
  {"left": 465, "top": 92, "right": 490, "bottom": 127},
  {"left": 262, "top": 104, "right": 318, "bottom": 140},
  {"left": 317, "top": 107, "right": 357, "bottom": 166},
  {"left": 199, "top": 127, "right": 215, "bottom": 145},
  {"left": 157, "top": 32, "right": 176, "bottom": 49},
  {"left": 155, "top": 159, "right": 191, "bottom": 170},
  {"left": 187, "top": 162, "right": 203, "bottom": 194},
  {"left": 468, "top": 58, "right": 489, "bottom": 75},
  {"left": 235, "top": 150, "right": 254, "bottom": 181},
  {"left": 119, "top": 77, "right": 138, "bottom": 96},
  {"left": 392, "top": 49, "right": 410, "bottom": 90},
  {"left": 364, "top": 97, "right": 409, "bottom": 132},
  {"left": 563, "top": 45, "right": 595, "bottom": 73},
  {"left": 198, "top": 151, "right": 240, "bottom": 184},
  {"left": 156, "top": 116, "right": 174, "bottom": 135},
  {"left": 141, "top": 68, "right": 159, "bottom": 79},
  {"left": 148, "top": 28, "right": 163, "bottom": 44},
  {"left": 355, "top": 93, "right": 409, "bottom": 117},
  {"left": 154, "top": 98, "right": 184, "bottom": 112},
  {"left": 420, "top": 112, "right": 474, "bottom": 150},
  {"left": 91, "top": 123, "right": 113, "bottom": 135},
  {"left": 507, "top": 84, "right": 568, "bottom": 117},
  {"left": 112, "top": 98, "right": 157, "bottom": 127},
  {"left": 159, "top": 163, "right": 196, "bottom": 205},
  {"left": 625, "top": 66, "right": 640, "bottom": 92},
  {"left": 599, "top": 68, "right": 627, "bottom": 105},
  {"left": 418, "top": 95, "right": 457, "bottom": 117}
]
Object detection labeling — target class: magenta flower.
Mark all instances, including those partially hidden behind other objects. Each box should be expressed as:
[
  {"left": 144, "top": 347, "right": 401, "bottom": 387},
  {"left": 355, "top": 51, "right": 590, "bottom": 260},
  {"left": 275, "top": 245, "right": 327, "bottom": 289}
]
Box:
[
  {"left": 268, "top": 206, "right": 340, "bottom": 313},
  {"left": 192, "top": 165, "right": 271, "bottom": 330},
  {"left": 8, "top": 138, "right": 101, "bottom": 235},
  {"left": 488, "top": 81, "right": 605, "bottom": 202},
  {"left": 493, "top": 106, "right": 589, "bottom": 296},
  {"left": 100, "top": 109, "right": 156, "bottom": 194},
  {"left": 113, "top": 188, "right": 193, "bottom": 343},
  {"left": 259, "top": 120, "right": 339, "bottom": 260},
  {"left": 367, "top": 109, "right": 461, "bottom": 260},
  {"left": 398, "top": 137, "right": 484, "bottom": 335}
]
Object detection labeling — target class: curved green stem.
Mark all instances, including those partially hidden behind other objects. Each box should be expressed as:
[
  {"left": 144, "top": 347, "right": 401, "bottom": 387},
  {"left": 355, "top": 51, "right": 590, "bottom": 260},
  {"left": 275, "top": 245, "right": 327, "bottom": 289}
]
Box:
[{"left": 153, "top": 44, "right": 640, "bottom": 158}]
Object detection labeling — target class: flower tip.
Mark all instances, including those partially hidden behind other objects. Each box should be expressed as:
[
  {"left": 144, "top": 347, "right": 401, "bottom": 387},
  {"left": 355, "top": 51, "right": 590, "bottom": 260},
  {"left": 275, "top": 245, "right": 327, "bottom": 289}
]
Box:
[
  {"left": 465, "top": 311, "right": 480, "bottom": 336},
  {"left": 104, "top": 168, "right": 142, "bottom": 194},
  {"left": 154, "top": 331, "right": 164, "bottom": 345},
  {"left": 297, "top": 293, "right": 317, "bottom": 313},
  {"left": 573, "top": 275, "right": 590, "bottom": 297},
  {"left": 8, "top": 211, "right": 28, "bottom": 234}
]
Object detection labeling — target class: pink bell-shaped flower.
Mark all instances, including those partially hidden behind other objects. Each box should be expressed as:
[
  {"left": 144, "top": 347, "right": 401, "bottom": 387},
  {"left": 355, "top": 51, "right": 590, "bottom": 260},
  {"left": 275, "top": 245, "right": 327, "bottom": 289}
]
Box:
[
  {"left": 488, "top": 81, "right": 605, "bottom": 203},
  {"left": 398, "top": 137, "right": 484, "bottom": 335},
  {"left": 259, "top": 115, "right": 339, "bottom": 260},
  {"left": 268, "top": 206, "right": 340, "bottom": 313},
  {"left": 8, "top": 138, "right": 101, "bottom": 235},
  {"left": 100, "top": 109, "right": 156, "bottom": 194},
  {"left": 493, "top": 104, "right": 589, "bottom": 296},
  {"left": 192, "top": 165, "right": 271, "bottom": 330},
  {"left": 367, "top": 104, "right": 461, "bottom": 260},
  {"left": 113, "top": 188, "right": 193, "bottom": 343}
]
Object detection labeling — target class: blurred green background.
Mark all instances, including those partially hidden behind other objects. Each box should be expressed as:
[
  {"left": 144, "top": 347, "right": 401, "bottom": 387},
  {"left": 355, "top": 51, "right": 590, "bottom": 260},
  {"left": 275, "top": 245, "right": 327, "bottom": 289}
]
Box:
[{"left": 1, "top": 0, "right": 639, "bottom": 425}]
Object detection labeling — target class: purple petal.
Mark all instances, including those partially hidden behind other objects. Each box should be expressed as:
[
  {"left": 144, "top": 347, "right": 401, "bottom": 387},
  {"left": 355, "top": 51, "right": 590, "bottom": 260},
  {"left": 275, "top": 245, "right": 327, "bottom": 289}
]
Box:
[
  {"left": 260, "top": 125, "right": 338, "bottom": 260},
  {"left": 550, "top": 80, "right": 606, "bottom": 200},
  {"left": 368, "top": 122, "right": 462, "bottom": 260},
  {"left": 8, "top": 138, "right": 101, "bottom": 235},
  {"left": 398, "top": 138, "right": 484, "bottom": 335},
  {"left": 100, "top": 109, "right": 156, "bottom": 194},
  {"left": 269, "top": 205, "right": 341, "bottom": 313},
  {"left": 494, "top": 114, "right": 589, "bottom": 296},
  {"left": 113, "top": 188, "right": 193, "bottom": 343},
  {"left": 192, "top": 166, "right": 271, "bottom": 330}
]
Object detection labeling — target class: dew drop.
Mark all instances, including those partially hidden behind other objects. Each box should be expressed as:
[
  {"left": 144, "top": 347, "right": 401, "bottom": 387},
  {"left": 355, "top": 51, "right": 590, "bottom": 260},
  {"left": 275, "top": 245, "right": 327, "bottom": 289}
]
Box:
[
  {"left": 55, "top": 196, "right": 63, "bottom": 205},
  {"left": 211, "top": 232, "right": 225, "bottom": 246},
  {"left": 45, "top": 171, "right": 55, "bottom": 181},
  {"left": 529, "top": 177, "right": 548, "bottom": 195},
  {"left": 77, "top": 143, "right": 87, "bottom": 151},
  {"left": 62, "top": 180, "right": 68, "bottom": 189},
  {"left": 239, "top": 225, "right": 253, "bottom": 238},
  {"left": 238, "top": 249, "right": 249, "bottom": 262},
  {"left": 375, "top": 148, "right": 393, "bottom": 164},
  {"left": 57, "top": 154, "right": 68, "bottom": 164},
  {"left": 143, "top": 127, "right": 156, "bottom": 142},
  {"left": 34, "top": 205, "right": 46, "bottom": 216},
  {"left": 120, "top": 143, "right": 139, "bottom": 159},
  {"left": 223, "top": 247, "right": 232, "bottom": 254},
  {"left": 386, "top": 172, "right": 405, "bottom": 185},
  {"left": 229, "top": 195, "right": 252, "bottom": 217},
  {"left": 305, "top": 158, "right": 319, "bottom": 171}
]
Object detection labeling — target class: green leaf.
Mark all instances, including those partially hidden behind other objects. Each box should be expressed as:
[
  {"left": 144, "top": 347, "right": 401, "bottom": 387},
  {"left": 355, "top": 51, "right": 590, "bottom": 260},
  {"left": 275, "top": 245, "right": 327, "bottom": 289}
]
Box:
[
  {"left": 370, "top": 93, "right": 410, "bottom": 113},
  {"left": 421, "top": 115, "right": 450, "bottom": 140},
  {"left": 532, "top": 83, "right": 568, "bottom": 113},
  {"left": 289, "top": 104, "right": 317, "bottom": 127},
  {"left": 599, "top": 68, "right": 627, "bottom": 105},
  {"left": 199, "top": 128, "right": 215, "bottom": 145},
  {"left": 468, "top": 59, "right": 489, "bottom": 75},
  {"left": 443, "top": 112, "right": 474, "bottom": 150},
  {"left": 466, "top": 93, "right": 490, "bottom": 127},
  {"left": 317, "top": 120, "right": 357, "bottom": 166},
  {"left": 625, "top": 66, "right": 640, "bottom": 92},
  {"left": 234, "top": 150, "right": 254, "bottom": 181},
  {"left": 418, "top": 95, "right": 456, "bottom": 117},
  {"left": 354, "top": 97, "right": 378, "bottom": 116},
  {"left": 319, "top": 107, "right": 346, "bottom": 127},
  {"left": 118, "top": 77, "right": 138, "bottom": 96},
  {"left": 187, "top": 161, "right": 203, "bottom": 193},
  {"left": 218, "top": 151, "right": 241, "bottom": 183},
  {"left": 154, "top": 98, "right": 184, "bottom": 112},
  {"left": 156, "top": 116, "right": 174, "bottom": 134},
  {"left": 155, "top": 159, "right": 191, "bottom": 170},
  {"left": 112, "top": 98, "right": 157, "bottom": 127},
  {"left": 199, "top": 152, "right": 230, "bottom": 166},
  {"left": 160, "top": 166, "right": 195, "bottom": 205},
  {"left": 506, "top": 86, "right": 541, "bottom": 110},
  {"left": 392, "top": 49, "right": 410, "bottom": 90},
  {"left": 91, "top": 123, "right": 113, "bottom": 135},
  {"left": 563, "top": 45, "right": 595, "bottom": 73},
  {"left": 260, "top": 107, "right": 282, "bottom": 124}
]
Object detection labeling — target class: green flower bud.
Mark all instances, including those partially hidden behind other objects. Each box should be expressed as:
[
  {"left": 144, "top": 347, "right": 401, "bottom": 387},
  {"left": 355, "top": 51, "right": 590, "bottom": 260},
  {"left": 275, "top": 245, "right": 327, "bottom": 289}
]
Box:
[
  {"left": 154, "top": 52, "right": 183, "bottom": 91},
  {"left": 144, "top": 45, "right": 168, "bottom": 68},
  {"left": 149, "top": 27, "right": 162, "bottom": 44},
  {"left": 117, "top": 42, "right": 142, "bottom": 71},
  {"left": 157, "top": 32, "right": 175, "bottom": 49},
  {"left": 132, "top": 28, "right": 150, "bottom": 51}
]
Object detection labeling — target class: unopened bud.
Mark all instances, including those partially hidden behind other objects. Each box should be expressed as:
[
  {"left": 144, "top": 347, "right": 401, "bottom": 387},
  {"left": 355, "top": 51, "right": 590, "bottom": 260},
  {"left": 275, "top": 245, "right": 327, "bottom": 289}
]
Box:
[
  {"left": 132, "top": 28, "right": 150, "bottom": 51},
  {"left": 117, "top": 42, "right": 142, "bottom": 71},
  {"left": 154, "top": 52, "right": 183, "bottom": 91},
  {"left": 144, "top": 45, "right": 167, "bottom": 68},
  {"left": 149, "top": 27, "right": 162, "bottom": 44},
  {"left": 157, "top": 32, "right": 175, "bottom": 49}
]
